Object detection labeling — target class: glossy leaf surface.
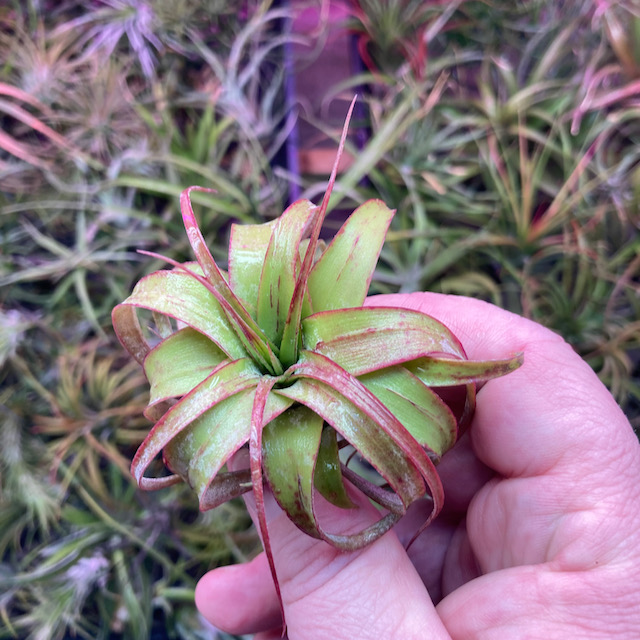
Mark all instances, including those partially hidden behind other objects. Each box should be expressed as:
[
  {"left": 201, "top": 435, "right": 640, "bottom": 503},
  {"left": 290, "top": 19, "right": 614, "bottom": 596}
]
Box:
[
  {"left": 307, "top": 199, "right": 395, "bottom": 312},
  {"left": 262, "top": 406, "right": 324, "bottom": 538},
  {"left": 144, "top": 327, "right": 227, "bottom": 406},
  {"left": 131, "top": 358, "right": 261, "bottom": 489},
  {"left": 314, "top": 426, "right": 355, "bottom": 509},
  {"left": 302, "top": 306, "right": 466, "bottom": 375},
  {"left": 257, "top": 200, "right": 316, "bottom": 344}
]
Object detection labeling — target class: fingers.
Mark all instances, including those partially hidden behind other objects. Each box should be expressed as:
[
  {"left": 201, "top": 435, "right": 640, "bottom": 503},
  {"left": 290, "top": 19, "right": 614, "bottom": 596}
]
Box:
[
  {"left": 366, "top": 292, "right": 636, "bottom": 477},
  {"left": 195, "top": 553, "right": 282, "bottom": 636},
  {"left": 392, "top": 432, "right": 488, "bottom": 602},
  {"left": 370, "top": 292, "right": 640, "bottom": 570},
  {"left": 371, "top": 293, "right": 640, "bottom": 636},
  {"left": 197, "top": 487, "right": 452, "bottom": 639}
]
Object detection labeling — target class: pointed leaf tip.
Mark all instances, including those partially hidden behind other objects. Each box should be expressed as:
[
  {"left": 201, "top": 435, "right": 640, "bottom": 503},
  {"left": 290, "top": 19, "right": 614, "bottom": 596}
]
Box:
[
  {"left": 279, "top": 97, "right": 358, "bottom": 366},
  {"left": 307, "top": 199, "right": 395, "bottom": 312}
]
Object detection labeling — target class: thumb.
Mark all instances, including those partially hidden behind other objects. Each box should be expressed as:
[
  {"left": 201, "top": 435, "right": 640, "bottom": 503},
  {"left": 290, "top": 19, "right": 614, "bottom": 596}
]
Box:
[{"left": 196, "top": 487, "right": 452, "bottom": 639}]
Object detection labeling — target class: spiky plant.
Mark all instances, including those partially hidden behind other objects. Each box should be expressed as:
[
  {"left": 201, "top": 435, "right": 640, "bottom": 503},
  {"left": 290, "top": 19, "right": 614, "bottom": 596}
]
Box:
[{"left": 112, "top": 100, "right": 523, "bottom": 611}]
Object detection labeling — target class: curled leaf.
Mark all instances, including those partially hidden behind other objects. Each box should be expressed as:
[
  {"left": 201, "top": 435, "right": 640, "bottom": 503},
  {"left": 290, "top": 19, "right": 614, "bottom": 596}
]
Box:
[{"left": 112, "top": 97, "right": 524, "bottom": 633}]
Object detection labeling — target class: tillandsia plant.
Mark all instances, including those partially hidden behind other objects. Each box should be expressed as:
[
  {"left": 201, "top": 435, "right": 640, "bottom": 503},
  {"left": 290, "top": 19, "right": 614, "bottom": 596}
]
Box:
[{"left": 112, "top": 98, "right": 523, "bottom": 615}]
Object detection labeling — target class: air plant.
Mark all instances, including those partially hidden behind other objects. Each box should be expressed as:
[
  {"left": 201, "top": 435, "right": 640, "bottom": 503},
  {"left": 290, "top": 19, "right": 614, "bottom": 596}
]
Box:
[{"left": 112, "top": 98, "right": 523, "bottom": 620}]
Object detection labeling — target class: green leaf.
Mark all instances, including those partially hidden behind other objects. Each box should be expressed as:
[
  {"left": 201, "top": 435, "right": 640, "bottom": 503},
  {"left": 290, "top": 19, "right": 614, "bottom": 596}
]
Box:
[
  {"left": 314, "top": 426, "right": 355, "bottom": 509},
  {"left": 257, "top": 200, "right": 316, "bottom": 344},
  {"left": 113, "top": 265, "right": 202, "bottom": 362},
  {"left": 405, "top": 353, "right": 524, "bottom": 386},
  {"left": 302, "top": 307, "right": 466, "bottom": 375},
  {"left": 262, "top": 405, "right": 324, "bottom": 539},
  {"left": 144, "top": 252, "right": 284, "bottom": 375},
  {"left": 279, "top": 97, "right": 357, "bottom": 368},
  {"left": 228, "top": 218, "right": 278, "bottom": 314},
  {"left": 164, "top": 388, "right": 293, "bottom": 508},
  {"left": 113, "top": 269, "right": 247, "bottom": 361},
  {"left": 307, "top": 200, "right": 395, "bottom": 313},
  {"left": 113, "top": 549, "right": 150, "bottom": 639},
  {"left": 131, "top": 358, "right": 261, "bottom": 489},
  {"left": 144, "top": 328, "right": 228, "bottom": 407},
  {"left": 180, "top": 188, "right": 283, "bottom": 375},
  {"left": 276, "top": 377, "right": 417, "bottom": 510},
  {"left": 163, "top": 388, "right": 255, "bottom": 504},
  {"left": 359, "top": 366, "right": 457, "bottom": 459},
  {"left": 280, "top": 347, "right": 447, "bottom": 509},
  {"left": 274, "top": 375, "right": 412, "bottom": 550}
]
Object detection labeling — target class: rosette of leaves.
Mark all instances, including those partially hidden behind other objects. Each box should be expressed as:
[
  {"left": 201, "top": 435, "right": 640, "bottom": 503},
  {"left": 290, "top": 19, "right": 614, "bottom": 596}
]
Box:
[{"left": 112, "top": 101, "right": 522, "bottom": 604}]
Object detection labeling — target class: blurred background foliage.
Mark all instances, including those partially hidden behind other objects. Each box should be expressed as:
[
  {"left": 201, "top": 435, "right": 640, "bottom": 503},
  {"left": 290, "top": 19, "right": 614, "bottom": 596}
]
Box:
[{"left": 0, "top": 0, "right": 638, "bottom": 638}]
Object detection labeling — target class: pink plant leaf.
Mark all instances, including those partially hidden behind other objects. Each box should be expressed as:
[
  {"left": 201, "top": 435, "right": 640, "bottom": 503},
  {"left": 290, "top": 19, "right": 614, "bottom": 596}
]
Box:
[
  {"left": 249, "top": 377, "right": 285, "bottom": 627},
  {"left": 112, "top": 269, "right": 246, "bottom": 362},
  {"left": 0, "top": 128, "right": 51, "bottom": 169},
  {"left": 302, "top": 306, "right": 466, "bottom": 375},
  {"left": 272, "top": 376, "right": 418, "bottom": 547},
  {"left": 163, "top": 387, "right": 293, "bottom": 508},
  {"left": 140, "top": 249, "right": 283, "bottom": 375},
  {"left": 144, "top": 327, "right": 228, "bottom": 407},
  {"left": 359, "top": 365, "right": 457, "bottom": 460},
  {"left": 131, "top": 358, "right": 261, "bottom": 489},
  {"left": 406, "top": 352, "right": 525, "bottom": 386},
  {"left": 306, "top": 199, "right": 395, "bottom": 313},
  {"left": 280, "top": 349, "right": 444, "bottom": 519},
  {"left": 279, "top": 96, "right": 357, "bottom": 367},
  {"left": 256, "top": 199, "right": 317, "bottom": 344},
  {"left": 163, "top": 388, "right": 255, "bottom": 503},
  {"left": 0, "top": 88, "right": 98, "bottom": 169},
  {"left": 262, "top": 405, "right": 325, "bottom": 538},
  {"left": 404, "top": 353, "right": 524, "bottom": 436},
  {"left": 179, "top": 189, "right": 283, "bottom": 374},
  {"left": 110, "top": 96, "right": 528, "bottom": 624},
  {"left": 262, "top": 403, "right": 400, "bottom": 552}
]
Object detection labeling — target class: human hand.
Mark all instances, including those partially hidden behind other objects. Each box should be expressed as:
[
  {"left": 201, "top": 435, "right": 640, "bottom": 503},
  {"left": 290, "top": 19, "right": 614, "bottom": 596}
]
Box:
[{"left": 195, "top": 293, "right": 640, "bottom": 639}]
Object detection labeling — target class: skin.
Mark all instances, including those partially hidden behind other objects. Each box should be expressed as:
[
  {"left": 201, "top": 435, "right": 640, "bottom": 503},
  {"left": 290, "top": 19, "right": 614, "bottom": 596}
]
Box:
[{"left": 195, "top": 293, "right": 640, "bottom": 639}]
